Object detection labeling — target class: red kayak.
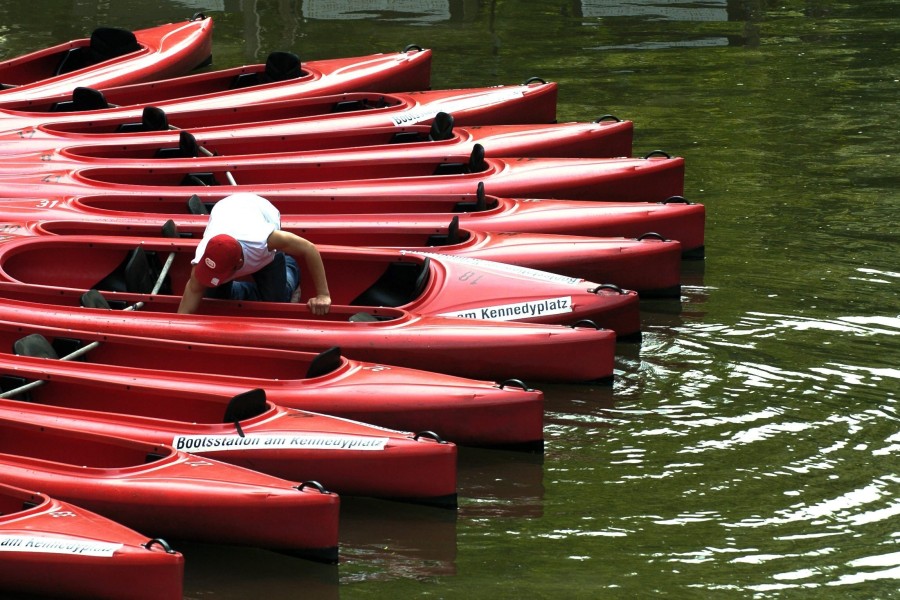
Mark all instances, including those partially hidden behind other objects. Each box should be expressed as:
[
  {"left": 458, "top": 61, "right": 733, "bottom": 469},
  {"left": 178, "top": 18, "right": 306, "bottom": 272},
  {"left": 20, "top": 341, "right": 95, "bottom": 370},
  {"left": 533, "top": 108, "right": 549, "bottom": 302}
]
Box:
[
  {"left": 0, "top": 15, "right": 213, "bottom": 107},
  {"left": 26, "top": 213, "right": 681, "bottom": 297},
  {"left": 0, "top": 44, "right": 432, "bottom": 117},
  {"left": 0, "top": 281, "right": 617, "bottom": 383},
  {"left": 0, "top": 118, "right": 633, "bottom": 166},
  {"left": 0, "top": 337, "right": 458, "bottom": 504},
  {"left": 0, "top": 483, "right": 184, "bottom": 600},
  {"left": 0, "top": 83, "right": 568, "bottom": 154},
  {"left": 0, "top": 418, "right": 340, "bottom": 560},
  {"left": 0, "top": 148, "right": 685, "bottom": 203},
  {"left": 0, "top": 319, "right": 542, "bottom": 449},
  {"left": 0, "top": 187, "right": 705, "bottom": 258},
  {"left": 0, "top": 233, "right": 641, "bottom": 336}
]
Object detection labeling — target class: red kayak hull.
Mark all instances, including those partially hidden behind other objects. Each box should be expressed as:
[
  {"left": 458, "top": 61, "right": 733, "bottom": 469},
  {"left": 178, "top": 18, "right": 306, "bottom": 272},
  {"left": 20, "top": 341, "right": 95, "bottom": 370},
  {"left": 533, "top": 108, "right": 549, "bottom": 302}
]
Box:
[
  {"left": 0, "top": 84, "right": 567, "bottom": 154},
  {"left": 0, "top": 190, "right": 705, "bottom": 257},
  {"left": 0, "top": 483, "right": 184, "bottom": 600},
  {"left": 0, "top": 153, "right": 685, "bottom": 203},
  {"left": 0, "top": 234, "right": 641, "bottom": 336},
  {"left": 0, "top": 419, "right": 340, "bottom": 558},
  {"left": 0, "top": 362, "right": 458, "bottom": 503},
  {"left": 0, "top": 16, "right": 213, "bottom": 107},
  {"left": 0, "top": 282, "right": 617, "bottom": 383},
  {"left": 30, "top": 216, "right": 681, "bottom": 296},
  {"left": 0, "top": 120, "right": 632, "bottom": 165},
  {"left": 0, "top": 319, "right": 542, "bottom": 448},
  {"left": 0, "top": 46, "right": 432, "bottom": 116}
]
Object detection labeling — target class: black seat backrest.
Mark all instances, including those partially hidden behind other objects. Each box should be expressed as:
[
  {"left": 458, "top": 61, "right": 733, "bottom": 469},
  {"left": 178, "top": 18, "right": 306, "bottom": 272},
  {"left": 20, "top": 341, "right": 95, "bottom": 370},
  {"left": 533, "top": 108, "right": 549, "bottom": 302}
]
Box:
[
  {"left": 427, "top": 216, "right": 461, "bottom": 247},
  {"left": 187, "top": 194, "right": 211, "bottom": 215},
  {"left": 13, "top": 334, "right": 59, "bottom": 359},
  {"left": 94, "top": 247, "right": 170, "bottom": 295},
  {"left": 305, "top": 346, "right": 342, "bottom": 378},
  {"left": 429, "top": 112, "right": 454, "bottom": 141},
  {"left": 55, "top": 27, "right": 139, "bottom": 75},
  {"left": 433, "top": 144, "right": 486, "bottom": 176},
  {"left": 262, "top": 51, "right": 301, "bottom": 82},
  {"left": 351, "top": 258, "right": 430, "bottom": 307},
  {"left": 156, "top": 130, "right": 200, "bottom": 159},
  {"left": 223, "top": 388, "right": 268, "bottom": 423},
  {"left": 81, "top": 289, "right": 112, "bottom": 309},
  {"left": 89, "top": 27, "right": 140, "bottom": 61},
  {"left": 454, "top": 181, "right": 489, "bottom": 213},
  {"left": 124, "top": 246, "right": 163, "bottom": 294},
  {"left": 231, "top": 51, "right": 301, "bottom": 89},
  {"left": 117, "top": 106, "right": 169, "bottom": 133},
  {"left": 51, "top": 86, "right": 109, "bottom": 112}
]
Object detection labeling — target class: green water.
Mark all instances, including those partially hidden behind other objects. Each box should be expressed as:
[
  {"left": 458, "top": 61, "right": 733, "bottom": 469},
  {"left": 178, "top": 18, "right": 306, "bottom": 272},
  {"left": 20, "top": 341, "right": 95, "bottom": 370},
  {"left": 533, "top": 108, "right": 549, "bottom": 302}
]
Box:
[{"left": 0, "top": 1, "right": 897, "bottom": 598}]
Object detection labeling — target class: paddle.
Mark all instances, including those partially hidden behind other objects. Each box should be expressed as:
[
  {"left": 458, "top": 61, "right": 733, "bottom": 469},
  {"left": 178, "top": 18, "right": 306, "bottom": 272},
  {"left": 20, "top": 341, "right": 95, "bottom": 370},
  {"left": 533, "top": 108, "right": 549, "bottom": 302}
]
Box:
[{"left": 0, "top": 221, "right": 180, "bottom": 400}]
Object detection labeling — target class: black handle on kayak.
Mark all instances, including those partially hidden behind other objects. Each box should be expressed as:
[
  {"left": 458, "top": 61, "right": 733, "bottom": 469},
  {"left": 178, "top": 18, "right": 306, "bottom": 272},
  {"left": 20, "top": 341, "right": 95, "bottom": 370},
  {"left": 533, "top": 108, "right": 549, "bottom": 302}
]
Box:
[
  {"left": 499, "top": 378, "right": 534, "bottom": 392},
  {"left": 297, "top": 481, "right": 330, "bottom": 494},
  {"left": 414, "top": 431, "right": 447, "bottom": 444},
  {"left": 144, "top": 538, "right": 177, "bottom": 554},
  {"left": 588, "top": 284, "right": 625, "bottom": 295}
]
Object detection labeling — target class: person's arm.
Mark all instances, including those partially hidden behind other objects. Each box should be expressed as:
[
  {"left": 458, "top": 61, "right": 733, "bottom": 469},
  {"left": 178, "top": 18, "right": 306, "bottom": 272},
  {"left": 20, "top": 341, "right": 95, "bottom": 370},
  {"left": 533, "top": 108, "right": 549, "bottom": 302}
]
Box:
[
  {"left": 267, "top": 230, "right": 331, "bottom": 315},
  {"left": 177, "top": 267, "right": 208, "bottom": 314}
]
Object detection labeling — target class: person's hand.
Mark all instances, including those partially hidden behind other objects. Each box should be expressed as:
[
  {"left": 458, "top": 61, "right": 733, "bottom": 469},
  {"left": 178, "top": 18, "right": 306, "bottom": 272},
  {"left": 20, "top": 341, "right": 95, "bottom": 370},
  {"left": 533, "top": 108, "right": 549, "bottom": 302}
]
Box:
[{"left": 308, "top": 293, "right": 331, "bottom": 316}]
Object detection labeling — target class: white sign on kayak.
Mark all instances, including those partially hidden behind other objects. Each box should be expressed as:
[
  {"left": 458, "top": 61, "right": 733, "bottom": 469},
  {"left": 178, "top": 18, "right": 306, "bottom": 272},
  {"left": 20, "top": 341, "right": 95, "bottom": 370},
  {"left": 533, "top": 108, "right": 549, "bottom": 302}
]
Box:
[
  {"left": 0, "top": 535, "right": 122, "bottom": 557},
  {"left": 400, "top": 250, "right": 582, "bottom": 285},
  {"left": 172, "top": 434, "right": 389, "bottom": 452},
  {"left": 440, "top": 296, "right": 574, "bottom": 321},
  {"left": 390, "top": 89, "right": 526, "bottom": 126}
]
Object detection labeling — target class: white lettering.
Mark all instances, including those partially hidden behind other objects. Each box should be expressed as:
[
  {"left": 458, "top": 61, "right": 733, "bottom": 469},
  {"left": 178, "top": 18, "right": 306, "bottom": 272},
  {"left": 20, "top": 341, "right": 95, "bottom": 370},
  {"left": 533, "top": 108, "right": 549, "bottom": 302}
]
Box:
[
  {"left": 172, "top": 434, "right": 389, "bottom": 452},
  {"left": 0, "top": 535, "right": 122, "bottom": 557},
  {"left": 439, "top": 296, "right": 574, "bottom": 321}
]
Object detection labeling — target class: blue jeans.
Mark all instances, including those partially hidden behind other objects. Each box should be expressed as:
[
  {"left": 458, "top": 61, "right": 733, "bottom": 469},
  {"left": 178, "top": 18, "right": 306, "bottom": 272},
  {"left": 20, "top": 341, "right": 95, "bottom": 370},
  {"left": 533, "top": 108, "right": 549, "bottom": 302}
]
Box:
[{"left": 208, "top": 252, "right": 299, "bottom": 302}]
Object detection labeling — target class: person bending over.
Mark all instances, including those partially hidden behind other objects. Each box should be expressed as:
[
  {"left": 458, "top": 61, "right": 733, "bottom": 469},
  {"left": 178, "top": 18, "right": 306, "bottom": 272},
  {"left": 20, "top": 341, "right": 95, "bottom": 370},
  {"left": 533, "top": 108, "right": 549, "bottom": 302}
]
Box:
[{"left": 177, "top": 192, "right": 331, "bottom": 315}]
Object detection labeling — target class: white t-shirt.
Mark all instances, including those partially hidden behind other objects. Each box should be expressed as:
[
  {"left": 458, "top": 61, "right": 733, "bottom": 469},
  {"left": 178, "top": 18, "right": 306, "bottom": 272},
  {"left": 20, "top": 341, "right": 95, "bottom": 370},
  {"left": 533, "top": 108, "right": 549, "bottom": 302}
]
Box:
[{"left": 192, "top": 193, "right": 281, "bottom": 282}]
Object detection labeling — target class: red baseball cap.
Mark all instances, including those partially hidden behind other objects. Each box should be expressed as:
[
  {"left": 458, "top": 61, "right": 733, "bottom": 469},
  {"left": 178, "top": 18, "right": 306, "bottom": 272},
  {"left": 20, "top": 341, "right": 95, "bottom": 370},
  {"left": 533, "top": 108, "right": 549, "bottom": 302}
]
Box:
[{"left": 194, "top": 234, "right": 242, "bottom": 287}]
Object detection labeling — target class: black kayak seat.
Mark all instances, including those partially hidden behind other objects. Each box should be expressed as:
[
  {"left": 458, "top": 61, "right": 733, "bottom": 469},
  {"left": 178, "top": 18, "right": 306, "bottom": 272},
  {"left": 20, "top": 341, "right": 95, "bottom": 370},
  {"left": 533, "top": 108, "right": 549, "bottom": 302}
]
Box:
[
  {"left": 231, "top": 51, "right": 301, "bottom": 88},
  {"left": 187, "top": 194, "right": 211, "bottom": 215},
  {"left": 117, "top": 106, "right": 169, "bottom": 133},
  {"left": 94, "top": 246, "right": 170, "bottom": 295},
  {"left": 453, "top": 181, "right": 489, "bottom": 213},
  {"left": 351, "top": 258, "right": 430, "bottom": 307},
  {"left": 427, "top": 216, "right": 461, "bottom": 247},
  {"left": 51, "top": 86, "right": 109, "bottom": 112},
  {"left": 223, "top": 388, "right": 268, "bottom": 424},
  {"left": 13, "top": 333, "right": 59, "bottom": 359},
  {"left": 305, "top": 346, "right": 342, "bottom": 379},
  {"left": 81, "top": 289, "right": 113, "bottom": 309},
  {"left": 433, "top": 144, "right": 486, "bottom": 176},
  {"left": 428, "top": 112, "right": 454, "bottom": 141},
  {"left": 181, "top": 172, "right": 219, "bottom": 186},
  {"left": 56, "top": 27, "right": 140, "bottom": 75},
  {"left": 156, "top": 130, "right": 200, "bottom": 159},
  {"left": 348, "top": 312, "right": 381, "bottom": 322}
]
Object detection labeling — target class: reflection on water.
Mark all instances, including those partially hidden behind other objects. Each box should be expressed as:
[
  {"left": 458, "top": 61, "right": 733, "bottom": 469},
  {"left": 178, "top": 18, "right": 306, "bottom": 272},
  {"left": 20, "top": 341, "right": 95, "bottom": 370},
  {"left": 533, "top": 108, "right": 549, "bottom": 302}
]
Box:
[
  {"left": 302, "top": 0, "right": 451, "bottom": 23},
  {"left": 579, "top": 0, "right": 729, "bottom": 22}
]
